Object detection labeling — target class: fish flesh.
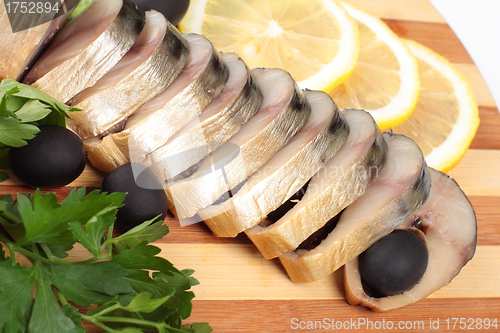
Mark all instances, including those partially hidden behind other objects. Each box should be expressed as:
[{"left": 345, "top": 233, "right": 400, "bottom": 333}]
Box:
[
  {"left": 199, "top": 90, "right": 349, "bottom": 237},
  {"left": 246, "top": 109, "right": 387, "bottom": 259},
  {"left": 146, "top": 52, "right": 262, "bottom": 182},
  {"left": 280, "top": 132, "right": 430, "bottom": 283},
  {"left": 125, "top": 33, "right": 229, "bottom": 161},
  {"left": 67, "top": 11, "right": 189, "bottom": 139},
  {"left": 23, "top": 0, "right": 145, "bottom": 103},
  {"left": 67, "top": 10, "right": 168, "bottom": 107},
  {"left": 344, "top": 168, "right": 476, "bottom": 311},
  {"left": 167, "top": 68, "right": 311, "bottom": 220},
  {"left": 0, "top": 0, "right": 76, "bottom": 81},
  {"left": 84, "top": 33, "right": 228, "bottom": 172}
]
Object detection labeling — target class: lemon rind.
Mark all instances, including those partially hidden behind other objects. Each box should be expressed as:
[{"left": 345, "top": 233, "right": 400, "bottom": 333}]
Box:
[
  {"left": 339, "top": 1, "right": 421, "bottom": 130},
  {"left": 297, "top": 0, "right": 360, "bottom": 92},
  {"left": 403, "top": 39, "right": 479, "bottom": 173}
]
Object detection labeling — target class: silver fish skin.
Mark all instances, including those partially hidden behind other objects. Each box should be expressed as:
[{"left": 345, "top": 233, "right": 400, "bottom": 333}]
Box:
[
  {"left": 83, "top": 33, "right": 228, "bottom": 172},
  {"left": 147, "top": 52, "right": 262, "bottom": 182},
  {"left": 24, "top": 0, "right": 145, "bottom": 103},
  {"left": 280, "top": 132, "right": 431, "bottom": 283},
  {"left": 199, "top": 90, "right": 349, "bottom": 237},
  {"left": 0, "top": 0, "right": 74, "bottom": 81},
  {"left": 67, "top": 10, "right": 168, "bottom": 107},
  {"left": 67, "top": 14, "right": 190, "bottom": 139},
  {"left": 125, "top": 33, "right": 230, "bottom": 161},
  {"left": 246, "top": 109, "right": 387, "bottom": 259},
  {"left": 166, "top": 68, "right": 311, "bottom": 220}
]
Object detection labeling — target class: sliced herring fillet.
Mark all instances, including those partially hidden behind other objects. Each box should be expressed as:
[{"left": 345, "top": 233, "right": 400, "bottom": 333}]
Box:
[
  {"left": 246, "top": 109, "right": 386, "bottom": 259},
  {"left": 198, "top": 90, "right": 349, "bottom": 237},
  {"left": 0, "top": 0, "right": 74, "bottom": 80},
  {"left": 146, "top": 52, "right": 262, "bottom": 180},
  {"left": 280, "top": 133, "right": 431, "bottom": 283},
  {"left": 66, "top": 12, "right": 190, "bottom": 139},
  {"left": 84, "top": 33, "right": 229, "bottom": 172},
  {"left": 345, "top": 168, "right": 476, "bottom": 312},
  {"left": 68, "top": 10, "right": 168, "bottom": 107},
  {"left": 24, "top": 0, "right": 145, "bottom": 103},
  {"left": 166, "top": 68, "right": 311, "bottom": 220}
]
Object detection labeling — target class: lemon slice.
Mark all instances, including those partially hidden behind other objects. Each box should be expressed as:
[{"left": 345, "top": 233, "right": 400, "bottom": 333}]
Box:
[
  {"left": 330, "top": 2, "right": 420, "bottom": 130},
  {"left": 392, "top": 39, "right": 479, "bottom": 173},
  {"left": 179, "top": 0, "right": 360, "bottom": 91}
]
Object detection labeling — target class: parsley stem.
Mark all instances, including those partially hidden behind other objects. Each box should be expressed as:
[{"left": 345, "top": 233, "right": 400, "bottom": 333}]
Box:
[
  {"left": 39, "top": 243, "right": 71, "bottom": 266},
  {"left": 86, "top": 303, "right": 122, "bottom": 318},
  {"left": 40, "top": 243, "right": 54, "bottom": 259},
  {"left": 6, "top": 243, "right": 16, "bottom": 265},
  {"left": 81, "top": 314, "right": 176, "bottom": 332},
  {"left": 0, "top": 209, "right": 22, "bottom": 224},
  {"left": 106, "top": 223, "right": 114, "bottom": 256},
  {"left": 13, "top": 245, "right": 61, "bottom": 265},
  {"left": 0, "top": 234, "right": 17, "bottom": 264},
  {"left": 56, "top": 289, "right": 69, "bottom": 307},
  {"left": 84, "top": 319, "right": 121, "bottom": 333}
]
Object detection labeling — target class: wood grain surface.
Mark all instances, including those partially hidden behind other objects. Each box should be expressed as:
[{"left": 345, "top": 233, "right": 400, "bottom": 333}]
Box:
[{"left": 2, "top": 0, "right": 499, "bottom": 332}]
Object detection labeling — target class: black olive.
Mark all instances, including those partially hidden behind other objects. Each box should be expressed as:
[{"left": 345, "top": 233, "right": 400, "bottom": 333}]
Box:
[
  {"left": 130, "top": 0, "right": 190, "bottom": 25},
  {"left": 101, "top": 163, "right": 168, "bottom": 228},
  {"left": 8, "top": 125, "right": 86, "bottom": 189},
  {"left": 358, "top": 229, "right": 428, "bottom": 298},
  {"left": 266, "top": 180, "right": 310, "bottom": 223}
]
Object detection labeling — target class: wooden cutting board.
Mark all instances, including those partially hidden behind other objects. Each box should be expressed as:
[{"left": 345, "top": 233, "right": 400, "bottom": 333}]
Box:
[{"left": 2, "top": 0, "right": 500, "bottom": 332}]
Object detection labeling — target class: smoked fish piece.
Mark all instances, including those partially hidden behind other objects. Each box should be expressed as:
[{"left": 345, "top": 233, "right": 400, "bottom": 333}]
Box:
[
  {"left": 84, "top": 33, "right": 229, "bottom": 172},
  {"left": 0, "top": 0, "right": 76, "bottom": 81},
  {"left": 280, "top": 133, "right": 430, "bottom": 283},
  {"left": 67, "top": 10, "right": 190, "bottom": 139},
  {"left": 199, "top": 90, "right": 349, "bottom": 237},
  {"left": 345, "top": 168, "right": 476, "bottom": 312},
  {"left": 24, "top": 0, "right": 145, "bottom": 103},
  {"left": 246, "top": 109, "right": 386, "bottom": 259},
  {"left": 146, "top": 52, "right": 262, "bottom": 182},
  {"left": 166, "top": 68, "right": 311, "bottom": 220}
]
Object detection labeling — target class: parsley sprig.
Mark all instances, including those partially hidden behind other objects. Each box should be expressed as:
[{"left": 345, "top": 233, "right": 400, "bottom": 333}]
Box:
[
  {"left": 0, "top": 188, "right": 211, "bottom": 333},
  {"left": 0, "top": 78, "right": 80, "bottom": 181}
]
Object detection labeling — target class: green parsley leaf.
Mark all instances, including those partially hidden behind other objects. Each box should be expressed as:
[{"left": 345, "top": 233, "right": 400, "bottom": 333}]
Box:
[
  {"left": 0, "top": 189, "right": 211, "bottom": 332},
  {"left": 0, "top": 79, "right": 80, "bottom": 149},
  {"left": 0, "top": 86, "right": 21, "bottom": 118},
  {"left": 69, "top": 208, "right": 117, "bottom": 258},
  {"left": 15, "top": 189, "right": 125, "bottom": 246},
  {"left": 112, "top": 242, "right": 180, "bottom": 275},
  {"left": 0, "top": 79, "right": 79, "bottom": 118},
  {"left": 0, "top": 193, "right": 28, "bottom": 240},
  {"left": 182, "top": 323, "right": 214, "bottom": 333},
  {"left": 61, "top": 304, "right": 84, "bottom": 329},
  {"left": 15, "top": 99, "right": 52, "bottom": 123},
  {"left": 0, "top": 266, "right": 35, "bottom": 332},
  {"left": 112, "top": 243, "right": 196, "bottom": 327},
  {"left": 0, "top": 171, "right": 8, "bottom": 182},
  {"left": 0, "top": 117, "right": 39, "bottom": 147},
  {"left": 42, "top": 243, "right": 74, "bottom": 259},
  {"left": 122, "top": 292, "right": 175, "bottom": 313},
  {"left": 111, "top": 218, "right": 170, "bottom": 249},
  {"left": 29, "top": 262, "right": 86, "bottom": 333},
  {"left": 46, "top": 262, "right": 133, "bottom": 307}
]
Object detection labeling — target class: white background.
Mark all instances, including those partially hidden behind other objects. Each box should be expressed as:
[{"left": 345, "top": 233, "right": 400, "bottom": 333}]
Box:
[{"left": 428, "top": 0, "right": 500, "bottom": 109}]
